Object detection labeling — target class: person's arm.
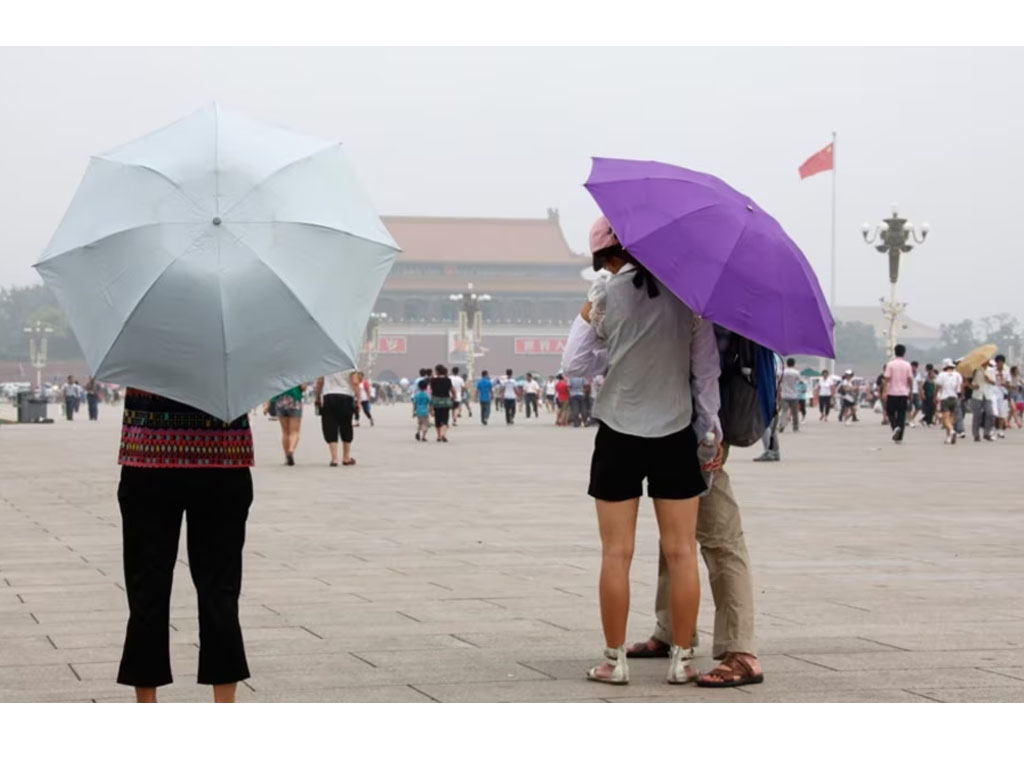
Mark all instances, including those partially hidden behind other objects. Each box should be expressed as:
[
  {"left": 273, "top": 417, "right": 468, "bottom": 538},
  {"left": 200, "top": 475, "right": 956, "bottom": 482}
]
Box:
[
  {"left": 314, "top": 377, "right": 324, "bottom": 404},
  {"left": 349, "top": 372, "right": 361, "bottom": 399},
  {"left": 562, "top": 312, "right": 609, "bottom": 378},
  {"left": 689, "top": 315, "right": 722, "bottom": 446}
]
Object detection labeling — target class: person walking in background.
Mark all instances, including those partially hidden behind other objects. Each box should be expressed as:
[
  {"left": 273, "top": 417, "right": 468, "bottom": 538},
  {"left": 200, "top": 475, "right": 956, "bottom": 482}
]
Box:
[
  {"left": 85, "top": 377, "right": 100, "bottom": 421},
  {"left": 62, "top": 375, "right": 77, "bottom": 421},
  {"left": 315, "top": 369, "right": 359, "bottom": 466},
  {"left": 796, "top": 376, "right": 808, "bottom": 423},
  {"left": 116, "top": 388, "right": 255, "bottom": 703},
  {"left": 357, "top": 372, "right": 374, "bottom": 427},
  {"left": 412, "top": 379, "right": 432, "bottom": 442},
  {"left": 882, "top": 344, "right": 914, "bottom": 443},
  {"left": 1010, "top": 366, "right": 1024, "bottom": 430},
  {"left": 502, "top": 369, "right": 519, "bottom": 425},
  {"left": 838, "top": 370, "right": 858, "bottom": 424},
  {"left": 778, "top": 358, "right": 801, "bottom": 432},
  {"left": 921, "top": 368, "right": 938, "bottom": 427},
  {"left": 935, "top": 359, "right": 962, "bottom": 445},
  {"left": 523, "top": 373, "right": 541, "bottom": 418},
  {"left": 817, "top": 369, "right": 835, "bottom": 421},
  {"left": 969, "top": 359, "right": 996, "bottom": 442},
  {"left": 555, "top": 373, "right": 570, "bottom": 426},
  {"left": 568, "top": 374, "right": 587, "bottom": 427},
  {"left": 264, "top": 384, "right": 304, "bottom": 465},
  {"left": 450, "top": 366, "right": 466, "bottom": 425},
  {"left": 476, "top": 369, "right": 493, "bottom": 425},
  {"left": 544, "top": 375, "right": 557, "bottom": 413},
  {"left": 993, "top": 355, "right": 1010, "bottom": 439},
  {"left": 430, "top": 364, "right": 454, "bottom": 442},
  {"left": 909, "top": 361, "right": 924, "bottom": 427}
]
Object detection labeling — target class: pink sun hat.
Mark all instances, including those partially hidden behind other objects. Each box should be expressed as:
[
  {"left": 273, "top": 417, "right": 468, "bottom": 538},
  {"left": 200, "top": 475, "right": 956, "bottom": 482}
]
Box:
[{"left": 589, "top": 216, "right": 620, "bottom": 253}]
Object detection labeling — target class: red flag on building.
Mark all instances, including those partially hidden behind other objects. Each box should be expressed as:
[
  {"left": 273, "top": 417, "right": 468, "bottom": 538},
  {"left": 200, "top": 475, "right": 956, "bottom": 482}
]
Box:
[{"left": 798, "top": 142, "right": 834, "bottom": 179}]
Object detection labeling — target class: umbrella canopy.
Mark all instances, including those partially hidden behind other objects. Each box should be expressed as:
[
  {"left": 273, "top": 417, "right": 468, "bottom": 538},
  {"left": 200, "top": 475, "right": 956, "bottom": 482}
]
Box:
[
  {"left": 584, "top": 157, "right": 835, "bottom": 357},
  {"left": 35, "top": 104, "right": 399, "bottom": 421},
  {"left": 957, "top": 344, "right": 998, "bottom": 378}
]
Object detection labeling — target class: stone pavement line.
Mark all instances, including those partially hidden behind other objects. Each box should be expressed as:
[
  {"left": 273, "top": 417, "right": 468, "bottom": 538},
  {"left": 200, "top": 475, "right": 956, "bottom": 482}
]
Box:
[{"left": 2, "top": 401, "right": 1024, "bottom": 702}]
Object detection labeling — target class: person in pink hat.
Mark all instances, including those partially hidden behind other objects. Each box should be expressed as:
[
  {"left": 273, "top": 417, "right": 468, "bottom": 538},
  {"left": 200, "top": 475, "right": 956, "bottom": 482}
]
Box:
[{"left": 562, "top": 216, "right": 725, "bottom": 685}]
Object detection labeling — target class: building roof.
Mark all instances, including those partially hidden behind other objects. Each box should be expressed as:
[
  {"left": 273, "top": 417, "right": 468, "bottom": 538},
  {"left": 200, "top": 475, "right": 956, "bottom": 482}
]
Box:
[
  {"left": 834, "top": 306, "right": 941, "bottom": 341},
  {"left": 380, "top": 274, "right": 587, "bottom": 295},
  {"left": 381, "top": 210, "right": 582, "bottom": 265}
]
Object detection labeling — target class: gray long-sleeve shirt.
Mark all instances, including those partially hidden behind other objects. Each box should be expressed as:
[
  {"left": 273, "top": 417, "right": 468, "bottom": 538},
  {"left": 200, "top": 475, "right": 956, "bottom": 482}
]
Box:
[{"left": 561, "top": 265, "right": 721, "bottom": 439}]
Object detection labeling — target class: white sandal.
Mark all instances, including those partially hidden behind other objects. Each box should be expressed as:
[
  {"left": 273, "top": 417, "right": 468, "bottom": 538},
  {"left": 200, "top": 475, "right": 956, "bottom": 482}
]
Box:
[
  {"left": 667, "top": 645, "right": 699, "bottom": 685},
  {"left": 587, "top": 646, "right": 630, "bottom": 685}
]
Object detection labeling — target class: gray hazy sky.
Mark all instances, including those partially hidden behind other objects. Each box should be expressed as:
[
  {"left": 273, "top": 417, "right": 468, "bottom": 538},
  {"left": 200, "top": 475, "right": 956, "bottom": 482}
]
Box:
[{"left": 1, "top": 46, "right": 1021, "bottom": 327}]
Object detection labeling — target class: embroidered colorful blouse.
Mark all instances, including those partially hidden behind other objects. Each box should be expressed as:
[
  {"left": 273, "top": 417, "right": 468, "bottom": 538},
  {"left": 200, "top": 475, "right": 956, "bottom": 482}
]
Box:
[{"left": 118, "top": 388, "right": 255, "bottom": 469}]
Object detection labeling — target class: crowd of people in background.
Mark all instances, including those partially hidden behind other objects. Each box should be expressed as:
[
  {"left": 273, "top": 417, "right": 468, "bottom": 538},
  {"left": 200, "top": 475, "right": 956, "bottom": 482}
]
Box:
[{"left": 758, "top": 345, "right": 1023, "bottom": 458}]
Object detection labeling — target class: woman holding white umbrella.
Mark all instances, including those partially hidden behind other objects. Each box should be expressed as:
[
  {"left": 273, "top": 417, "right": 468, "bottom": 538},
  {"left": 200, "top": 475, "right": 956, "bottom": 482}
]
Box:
[{"left": 35, "top": 105, "right": 399, "bottom": 701}]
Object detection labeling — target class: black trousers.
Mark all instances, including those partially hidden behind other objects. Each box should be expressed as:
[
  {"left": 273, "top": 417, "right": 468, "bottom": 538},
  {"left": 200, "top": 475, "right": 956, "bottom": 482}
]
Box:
[
  {"left": 117, "top": 467, "right": 253, "bottom": 687},
  {"left": 504, "top": 398, "right": 517, "bottom": 424},
  {"left": 524, "top": 393, "right": 539, "bottom": 418},
  {"left": 321, "top": 394, "right": 355, "bottom": 444},
  {"left": 886, "top": 395, "right": 909, "bottom": 438}
]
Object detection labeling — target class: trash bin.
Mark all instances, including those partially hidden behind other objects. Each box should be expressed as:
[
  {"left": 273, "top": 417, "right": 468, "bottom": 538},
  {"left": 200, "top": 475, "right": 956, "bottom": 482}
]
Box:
[{"left": 17, "top": 391, "right": 49, "bottom": 423}]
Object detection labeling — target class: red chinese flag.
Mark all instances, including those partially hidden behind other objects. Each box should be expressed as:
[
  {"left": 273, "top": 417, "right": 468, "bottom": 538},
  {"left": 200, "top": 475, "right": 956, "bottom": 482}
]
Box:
[{"left": 798, "top": 142, "right": 834, "bottom": 179}]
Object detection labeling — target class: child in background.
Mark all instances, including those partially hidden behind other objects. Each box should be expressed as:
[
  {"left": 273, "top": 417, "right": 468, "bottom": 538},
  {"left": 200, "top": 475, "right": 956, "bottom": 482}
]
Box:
[{"left": 413, "top": 379, "right": 432, "bottom": 442}]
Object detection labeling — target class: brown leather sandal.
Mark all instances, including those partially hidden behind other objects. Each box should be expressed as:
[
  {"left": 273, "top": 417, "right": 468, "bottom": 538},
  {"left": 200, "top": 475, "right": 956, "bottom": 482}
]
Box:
[{"left": 696, "top": 653, "right": 764, "bottom": 687}]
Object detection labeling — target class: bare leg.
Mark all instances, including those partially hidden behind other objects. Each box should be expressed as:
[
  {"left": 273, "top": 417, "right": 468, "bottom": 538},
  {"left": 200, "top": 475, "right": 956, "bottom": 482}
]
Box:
[
  {"left": 342, "top": 441, "right": 352, "bottom": 463},
  {"left": 135, "top": 686, "right": 157, "bottom": 703},
  {"left": 652, "top": 497, "right": 701, "bottom": 647},
  {"left": 595, "top": 498, "right": 640, "bottom": 648},
  {"left": 213, "top": 683, "right": 237, "bottom": 703},
  {"left": 328, "top": 441, "right": 339, "bottom": 464},
  {"left": 289, "top": 420, "right": 301, "bottom": 454},
  {"left": 278, "top": 417, "right": 290, "bottom": 458}
]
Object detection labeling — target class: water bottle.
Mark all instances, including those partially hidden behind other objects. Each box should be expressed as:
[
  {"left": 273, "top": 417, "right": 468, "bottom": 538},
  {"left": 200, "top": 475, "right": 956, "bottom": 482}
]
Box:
[{"left": 697, "top": 431, "right": 718, "bottom": 496}]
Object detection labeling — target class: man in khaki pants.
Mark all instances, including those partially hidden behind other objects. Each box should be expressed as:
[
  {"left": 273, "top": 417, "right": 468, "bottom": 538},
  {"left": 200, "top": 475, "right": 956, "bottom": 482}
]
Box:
[{"left": 627, "top": 446, "right": 764, "bottom": 687}]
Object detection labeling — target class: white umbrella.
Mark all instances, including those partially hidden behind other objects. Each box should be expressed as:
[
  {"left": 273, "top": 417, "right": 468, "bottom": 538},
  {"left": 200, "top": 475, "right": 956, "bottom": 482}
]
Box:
[{"left": 34, "top": 104, "right": 399, "bottom": 421}]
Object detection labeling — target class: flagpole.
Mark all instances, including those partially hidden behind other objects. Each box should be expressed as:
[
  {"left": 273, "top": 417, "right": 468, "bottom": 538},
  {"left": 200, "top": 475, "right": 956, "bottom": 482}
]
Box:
[{"left": 830, "top": 130, "right": 837, "bottom": 375}]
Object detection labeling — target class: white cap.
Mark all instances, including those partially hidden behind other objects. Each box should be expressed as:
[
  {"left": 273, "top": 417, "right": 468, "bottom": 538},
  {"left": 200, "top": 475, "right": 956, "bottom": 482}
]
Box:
[
  {"left": 844, "top": 369, "right": 853, "bottom": 376},
  {"left": 942, "top": 358, "right": 954, "bottom": 369}
]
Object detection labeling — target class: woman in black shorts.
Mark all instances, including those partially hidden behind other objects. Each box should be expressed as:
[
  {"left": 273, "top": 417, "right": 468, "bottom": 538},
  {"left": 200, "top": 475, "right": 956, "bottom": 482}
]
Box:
[
  {"left": 562, "top": 217, "right": 722, "bottom": 686},
  {"left": 430, "top": 364, "right": 453, "bottom": 443}
]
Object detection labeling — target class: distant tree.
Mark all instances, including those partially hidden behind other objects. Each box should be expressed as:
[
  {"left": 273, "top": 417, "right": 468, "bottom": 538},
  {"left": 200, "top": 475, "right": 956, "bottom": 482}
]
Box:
[
  {"left": 833, "top": 321, "right": 883, "bottom": 366},
  {"left": 938, "top": 319, "right": 979, "bottom": 353},
  {"left": 0, "top": 284, "right": 83, "bottom": 360}
]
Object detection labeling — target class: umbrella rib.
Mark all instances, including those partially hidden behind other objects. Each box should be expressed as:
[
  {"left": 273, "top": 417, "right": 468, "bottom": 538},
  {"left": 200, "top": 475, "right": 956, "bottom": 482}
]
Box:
[
  {"left": 219, "top": 144, "right": 338, "bottom": 220},
  {"left": 97, "top": 156, "right": 210, "bottom": 217},
  {"left": 220, "top": 226, "right": 356, "bottom": 371},
  {"left": 88, "top": 225, "right": 216, "bottom": 374}
]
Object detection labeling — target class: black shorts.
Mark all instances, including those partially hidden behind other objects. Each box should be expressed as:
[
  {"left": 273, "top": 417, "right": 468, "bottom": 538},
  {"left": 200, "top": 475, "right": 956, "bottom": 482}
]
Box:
[
  {"left": 588, "top": 422, "right": 706, "bottom": 501},
  {"left": 942, "top": 396, "right": 958, "bottom": 414},
  {"left": 321, "top": 394, "right": 355, "bottom": 444},
  {"left": 434, "top": 407, "right": 450, "bottom": 426}
]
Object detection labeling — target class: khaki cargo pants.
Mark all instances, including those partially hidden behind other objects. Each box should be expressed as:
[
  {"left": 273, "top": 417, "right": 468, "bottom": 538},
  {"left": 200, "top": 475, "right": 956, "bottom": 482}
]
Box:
[{"left": 651, "top": 448, "right": 757, "bottom": 658}]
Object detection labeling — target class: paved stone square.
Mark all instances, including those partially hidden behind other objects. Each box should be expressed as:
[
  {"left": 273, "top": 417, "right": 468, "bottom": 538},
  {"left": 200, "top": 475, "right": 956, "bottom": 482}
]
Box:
[{"left": 2, "top": 399, "right": 1024, "bottom": 703}]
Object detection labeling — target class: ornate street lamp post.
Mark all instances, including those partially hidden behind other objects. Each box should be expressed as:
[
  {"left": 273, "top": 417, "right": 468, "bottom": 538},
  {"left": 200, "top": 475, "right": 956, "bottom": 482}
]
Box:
[
  {"left": 363, "top": 311, "right": 387, "bottom": 378},
  {"left": 23, "top": 321, "right": 54, "bottom": 393},
  {"left": 862, "top": 207, "right": 928, "bottom": 359},
  {"left": 449, "top": 283, "right": 491, "bottom": 385}
]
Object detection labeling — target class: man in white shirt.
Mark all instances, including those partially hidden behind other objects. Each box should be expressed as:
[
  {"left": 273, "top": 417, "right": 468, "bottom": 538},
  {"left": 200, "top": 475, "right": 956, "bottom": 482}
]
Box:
[
  {"left": 522, "top": 373, "right": 541, "bottom": 418},
  {"left": 450, "top": 366, "right": 466, "bottom": 425},
  {"left": 501, "top": 369, "right": 519, "bottom": 425},
  {"left": 778, "top": 359, "right": 802, "bottom": 433},
  {"left": 61, "top": 375, "right": 77, "bottom": 421},
  {"left": 934, "top": 359, "right": 962, "bottom": 445}
]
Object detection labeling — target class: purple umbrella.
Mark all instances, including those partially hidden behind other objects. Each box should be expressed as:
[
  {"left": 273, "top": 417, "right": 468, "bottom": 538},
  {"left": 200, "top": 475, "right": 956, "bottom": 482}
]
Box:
[{"left": 585, "top": 157, "right": 835, "bottom": 357}]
